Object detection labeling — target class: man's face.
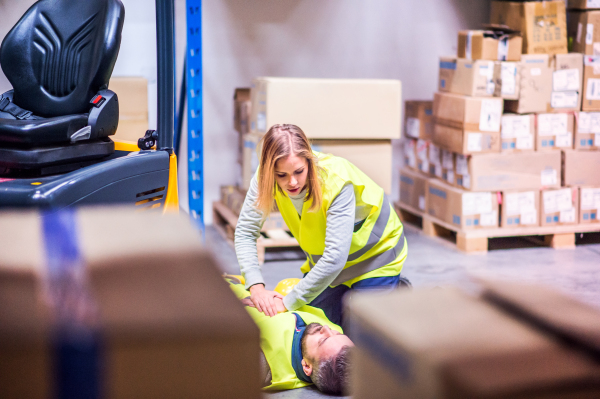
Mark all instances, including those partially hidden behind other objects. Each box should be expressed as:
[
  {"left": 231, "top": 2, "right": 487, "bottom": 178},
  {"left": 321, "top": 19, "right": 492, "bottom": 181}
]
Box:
[{"left": 301, "top": 323, "right": 354, "bottom": 376}]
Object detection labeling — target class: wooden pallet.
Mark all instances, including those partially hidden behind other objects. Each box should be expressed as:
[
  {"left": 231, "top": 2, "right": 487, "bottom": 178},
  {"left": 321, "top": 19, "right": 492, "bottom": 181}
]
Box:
[
  {"left": 212, "top": 201, "right": 299, "bottom": 264},
  {"left": 395, "top": 201, "right": 600, "bottom": 253}
]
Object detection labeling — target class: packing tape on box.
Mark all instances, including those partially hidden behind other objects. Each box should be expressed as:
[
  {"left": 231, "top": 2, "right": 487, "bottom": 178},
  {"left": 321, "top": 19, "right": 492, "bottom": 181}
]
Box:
[{"left": 42, "top": 209, "right": 103, "bottom": 399}]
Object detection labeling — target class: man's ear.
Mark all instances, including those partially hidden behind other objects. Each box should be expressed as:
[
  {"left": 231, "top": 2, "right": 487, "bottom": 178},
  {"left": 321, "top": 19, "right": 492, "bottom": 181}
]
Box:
[{"left": 301, "top": 358, "right": 313, "bottom": 377}]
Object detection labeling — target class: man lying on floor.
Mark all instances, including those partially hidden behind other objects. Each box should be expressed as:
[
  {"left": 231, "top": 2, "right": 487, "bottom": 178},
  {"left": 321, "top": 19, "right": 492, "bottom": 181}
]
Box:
[{"left": 226, "top": 276, "right": 353, "bottom": 394}]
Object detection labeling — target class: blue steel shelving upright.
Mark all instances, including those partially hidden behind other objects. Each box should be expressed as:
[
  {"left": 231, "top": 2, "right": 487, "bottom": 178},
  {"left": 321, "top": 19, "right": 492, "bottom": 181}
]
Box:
[{"left": 186, "top": 0, "right": 204, "bottom": 225}]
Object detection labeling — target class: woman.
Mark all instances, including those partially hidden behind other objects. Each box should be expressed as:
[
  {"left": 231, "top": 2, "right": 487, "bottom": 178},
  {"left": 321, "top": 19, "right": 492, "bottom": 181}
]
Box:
[{"left": 234, "top": 124, "right": 408, "bottom": 326}]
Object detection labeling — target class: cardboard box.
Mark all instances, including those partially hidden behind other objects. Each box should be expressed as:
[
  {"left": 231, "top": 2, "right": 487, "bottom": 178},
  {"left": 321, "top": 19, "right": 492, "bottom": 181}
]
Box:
[
  {"left": 457, "top": 30, "right": 522, "bottom": 61},
  {"left": 399, "top": 169, "right": 428, "bottom": 212},
  {"left": 311, "top": 140, "right": 393, "bottom": 194},
  {"left": 438, "top": 57, "right": 495, "bottom": 97},
  {"left": 427, "top": 179, "right": 499, "bottom": 229},
  {"left": 500, "top": 190, "right": 540, "bottom": 227},
  {"left": 563, "top": 149, "right": 600, "bottom": 185},
  {"left": 541, "top": 187, "right": 579, "bottom": 226},
  {"left": 234, "top": 88, "right": 251, "bottom": 135},
  {"left": 434, "top": 92, "right": 503, "bottom": 132},
  {"left": 250, "top": 77, "right": 401, "bottom": 139},
  {"left": 493, "top": 61, "right": 521, "bottom": 100},
  {"left": 504, "top": 54, "right": 553, "bottom": 114},
  {"left": 349, "top": 283, "right": 600, "bottom": 399},
  {"left": 579, "top": 186, "right": 600, "bottom": 223},
  {"left": 241, "top": 132, "right": 263, "bottom": 190},
  {"left": 414, "top": 139, "right": 430, "bottom": 176},
  {"left": 456, "top": 152, "right": 562, "bottom": 191},
  {"left": 567, "top": 10, "right": 600, "bottom": 54},
  {"left": 569, "top": 0, "right": 600, "bottom": 9},
  {"left": 441, "top": 149, "right": 455, "bottom": 185},
  {"left": 582, "top": 55, "right": 600, "bottom": 111},
  {"left": 109, "top": 77, "right": 149, "bottom": 142},
  {"left": 402, "top": 139, "right": 417, "bottom": 171},
  {"left": 550, "top": 53, "right": 584, "bottom": 111},
  {"left": 113, "top": 119, "right": 149, "bottom": 142},
  {"left": 427, "top": 142, "right": 443, "bottom": 179},
  {"left": 433, "top": 124, "right": 501, "bottom": 155},
  {"left": 575, "top": 111, "right": 600, "bottom": 149},
  {"left": 536, "top": 113, "right": 575, "bottom": 151},
  {"left": 0, "top": 208, "right": 261, "bottom": 399},
  {"left": 500, "top": 114, "right": 535, "bottom": 152},
  {"left": 404, "top": 101, "right": 433, "bottom": 140},
  {"left": 491, "top": 1, "right": 568, "bottom": 55}
]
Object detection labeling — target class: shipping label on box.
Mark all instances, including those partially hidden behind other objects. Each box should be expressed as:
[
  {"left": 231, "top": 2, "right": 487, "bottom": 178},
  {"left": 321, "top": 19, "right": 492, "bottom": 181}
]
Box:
[
  {"left": 501, "top": 190, "right": 540, "bottom": 227},
  {"left": 536, "top": 113, "right": 574, "bottom": 150},
  {"left": 550, "top": 53, "right": 583, "bottom": 111},
  {"left": 458, "top": 30, "right": 522, "bottom": 61},
  {"left": 434, "top": 124, "right": 501, "bottom": 155},
  {"left": 563, "top": 149, "right": 600, "bottom": 186},
  {"left": 579, "top": 186, "right": 600, "bottom": 223},
  {"left": 399, "top": 169, "right": 428, "bottom": 211},
  {"left": 441, "top": 149, "right": 455, "bottom": 185},
  {"left": 568, "top": 0, "right": 600, "bottom": 10},
  {"left": 501, "top": 114, "right": 535, "bottom": 152},
  {"left": 428, "top": 143, "right": 442, "bottom": 178},
  {"left": 402, "top": 139, "right": 417, "bottom": 171},
  {"left": 405, "top": 101, "right": 434, "bottom": 140},
  {"left": 582, "top": 56, "right": 600, "bottom": 111},
  {"left": 568, "top": 10, "right": 600, "bottom": 54},
  {"left": 575, "top": 112, "right": 600, "bottom": 149},
  {"left": 455, "top": 154, "right": 471, "bottom": 190},
  {"left": 434, "top": 92, "right": 503, "bottom": 133},
  {"left": 416, "top": 139, "right": 429, "bottom": 175},
  {"left": 504, "top": 55, "right": 553, "bottom": 114},
  {"left": 493, "top": 61, "right": 520, "bottom": 99},
  {"left": 541, "top": 187, "right": 579, "bottom": 226}
]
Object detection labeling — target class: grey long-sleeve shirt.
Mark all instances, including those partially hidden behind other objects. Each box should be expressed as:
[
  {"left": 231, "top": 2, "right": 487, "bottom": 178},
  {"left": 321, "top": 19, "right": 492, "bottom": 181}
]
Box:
[{"left": 235, "top": 175, "right": 369, "bottom": 311}]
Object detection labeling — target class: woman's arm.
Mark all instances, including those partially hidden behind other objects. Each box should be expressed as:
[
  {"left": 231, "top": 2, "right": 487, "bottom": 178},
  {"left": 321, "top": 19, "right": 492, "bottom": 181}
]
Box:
[{"left": 282, "top": 183, "right": 356, "bottom": 311}]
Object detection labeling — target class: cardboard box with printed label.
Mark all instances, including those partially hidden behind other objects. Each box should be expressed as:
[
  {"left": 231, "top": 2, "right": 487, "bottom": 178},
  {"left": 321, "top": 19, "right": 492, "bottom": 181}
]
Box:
[
  {"left": 427, "top": 142, "right": 443, "bottom": 179},
  {"left": 563, "top": 149, "right": 600, "bottom": 185},
  {"left": 311, "top": 140, "right": 393, "bottom": 194},
  {"left": 550, "top": 53, "right": 584, "bottom": 111},
  {"left": 579, "top": 186, "right": 600, "bottom": 223},
  {"left": 234, "top": 88, "right": 251, "bottom": 135},
  {"left": 441, "top": 149, "right": 456, "bottom": 186},
  {"left": 455, "top": 152, "right": 562, "bottom": 191},
  {"left": 575, "top": 111, "right": 600, "bottom": 149},
  {"left": 399, "top": 169, "right": 428, "bottom": 212},
  {"left": 454, "top": 154, "right": 470, "bottom": 189},
  {"left": 500, "top": 190, "right": 540, "bottom": 227},
  {"left": 541, "top": 187, "right": 579, "bottom": 226},
  {"left": 109, "top": 77, "right": 149, "bottom": 142},
  {"left": 490, "top": 1, "right": 568, "bottom": 55},
  {"left": 426, "top": 179, "right": 499, "bottom": 229},
  {"left": 415, "top": 139, "right": 430, "bottom": 176},
  {"left": 404, "top": 101, "right": 433, "bottom": 140},
  {"left": 500, "top": 114, "right": 536, "bottom": 152},
  {"left": 438, "top": 57, "right": 496, "bottom": 97},
  {"left": 250, "top": 77, "right": 401, "bottom": 139},
  {"left": 504, "top": 54, "right": 553, "bottom": 114},
  {"left": 433, "top": 124, "right": 501, "bottom": 155},
  {"left": 402, "top": 139, "right": 418, "bottom": 172},
  {"left": 536, "top": 113, "right": 575, "bottom": 151},
  {"left": 493, "top": 61, "right": 521, "bottom": 100},
  {"left": 457, "top": 30, "right": 522, "bottom": 62},
  {"left": 567, "top": 10, "right": 600, "bottom": 54},
  {"left": 568, "top": 0, "right": 600, "bottom": 9},
  {"left": 582, "top": 55, "right": 600, "bottom": 111}
]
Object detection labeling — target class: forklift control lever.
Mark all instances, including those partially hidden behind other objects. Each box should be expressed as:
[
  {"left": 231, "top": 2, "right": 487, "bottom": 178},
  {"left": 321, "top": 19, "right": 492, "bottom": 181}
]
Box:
[{"left": 138, "top": 130, "right": 159, "bottom": 150}]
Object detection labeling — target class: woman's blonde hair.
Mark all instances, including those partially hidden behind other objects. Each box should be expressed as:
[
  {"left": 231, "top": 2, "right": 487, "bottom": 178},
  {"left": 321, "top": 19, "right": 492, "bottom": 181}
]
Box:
[{"left": 255, "top": 124, "right": 323, "bottom": 215}]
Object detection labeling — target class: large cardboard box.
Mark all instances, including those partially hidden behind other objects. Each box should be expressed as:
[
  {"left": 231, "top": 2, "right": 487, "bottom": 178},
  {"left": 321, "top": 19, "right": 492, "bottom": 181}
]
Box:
[
  {"left": 433, "top": 124, "right": 501, "bottom": 155},
  {"left": 579, "top": 186, "right": 600, "bottom": 223},
  {"left": 567, "top": 10, "right": 600, "bottom": 54},
  {"left": 404, "top": 101, "right": 433, "bottom": 140},
  {"left": 500, "top": 114, "right": 535, "bottom": 152},
  {"left": 311, "top": 140, "right": 393, "bottom": 194},
  {"left": 491, "top": 1, "right": 568, "bottom": 55},
  {"left": 0, "top": 208, "right": 261, "bottom": 399},
  {"left": 504, "top": 54, "right": 553, "bottom": 114},
  {"left": 550, "top": 53, "right": 584, "bottom": 111},
  {"left": 433, "top": 92, "right": 503, "bottom": 131},
  {"left": 250, "top": 77, "right": 401, "bottom": 139},
  {"left": 437, "top": 57, "right": 495, "bottom": 97},
  {"left": 493, "top": 61, "right": 521, "bottom": 100},
  {"left": 541, "top": 187, "right": 579, "bottom": 226},
  {"left": 426, "top": 179, "right": 499, "bottom": 229},
  {"left": 536, "top": 113, "right": 575, "bottom": 151},
  {"left": 575, "top": 111, "right": 600, "bottom": 149},
  {"left": 234, "top": 88, "right": 251, "bottom": 135},
  {"left": 500, "top": 190, "right": 540, "bottom": 227},
  {"left": 457, "top": 30, "right": 522, "bottom": 61},
  {"left": 399, "top": 169, "right": 428, "bottom": 212},
  {"left": 109, "top": 77, "right": 149, "bottom": 142},
  {"left": 569, "top": 0, "right": 600, "bottom": 9},
  {"left": 563, "top": 149, "right": 600, "bottom": 185},
  {"left": 582, "top": 55, "right": 600, "bottom": 111},
  {"left": 456, "top": 152, "right": 562, "bottom": 192}
]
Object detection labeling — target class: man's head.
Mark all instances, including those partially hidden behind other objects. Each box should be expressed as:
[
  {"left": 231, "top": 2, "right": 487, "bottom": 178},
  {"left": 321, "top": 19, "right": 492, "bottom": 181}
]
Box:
[{"left": 300, "top": 323, "right": 354, "bottom": 395}]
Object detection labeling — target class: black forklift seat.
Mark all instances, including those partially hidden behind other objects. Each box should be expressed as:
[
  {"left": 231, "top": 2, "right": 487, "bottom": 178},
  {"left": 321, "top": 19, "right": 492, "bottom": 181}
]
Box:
[{"left": 0, "top": 0, "right": 125, "bottom": 172}]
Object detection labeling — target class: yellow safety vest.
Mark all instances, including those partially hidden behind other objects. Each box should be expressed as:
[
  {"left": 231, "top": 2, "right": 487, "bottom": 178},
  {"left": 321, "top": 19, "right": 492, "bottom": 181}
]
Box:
[
  {"left": 228, "top": 282, "right": 343, "bottom": 391},
  {"left": 274, "top": 151, "right": 407, "bottom": 287}
]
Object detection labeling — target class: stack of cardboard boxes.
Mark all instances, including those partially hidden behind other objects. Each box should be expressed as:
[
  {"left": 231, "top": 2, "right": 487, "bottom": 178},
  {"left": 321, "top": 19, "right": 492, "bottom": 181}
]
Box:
[{"left": 401, "top": 0, "right": 600, "bottom": 231}]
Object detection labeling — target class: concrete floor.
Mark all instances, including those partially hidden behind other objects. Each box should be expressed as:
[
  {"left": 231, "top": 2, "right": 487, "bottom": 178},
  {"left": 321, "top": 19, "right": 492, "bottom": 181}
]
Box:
[{"left": 206, "top": 223, "right": 600, "bottom": 398}]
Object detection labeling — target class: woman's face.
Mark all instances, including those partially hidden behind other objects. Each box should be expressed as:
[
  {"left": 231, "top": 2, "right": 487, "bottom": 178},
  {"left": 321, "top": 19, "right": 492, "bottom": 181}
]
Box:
[{"left": 274, "top": 154, "right": 308, "bottom": 196}]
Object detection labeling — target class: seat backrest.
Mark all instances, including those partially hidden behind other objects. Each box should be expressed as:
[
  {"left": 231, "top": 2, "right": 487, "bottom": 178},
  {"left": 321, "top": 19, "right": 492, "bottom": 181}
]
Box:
[{"left": 0, "top": 0, "right": 124, "bottom": 118}]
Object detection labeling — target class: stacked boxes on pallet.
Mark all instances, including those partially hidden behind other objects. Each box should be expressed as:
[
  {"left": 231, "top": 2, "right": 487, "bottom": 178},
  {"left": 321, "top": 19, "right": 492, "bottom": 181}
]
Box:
[{"left": 400, "top": 0, "right": 600, "bottom": 234}]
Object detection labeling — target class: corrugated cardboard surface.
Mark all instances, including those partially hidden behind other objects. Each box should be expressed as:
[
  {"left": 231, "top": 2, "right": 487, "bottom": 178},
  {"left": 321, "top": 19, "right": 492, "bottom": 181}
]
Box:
[
  {"left": 250, "top": 77, "right": 402, "bottom": 139},
  {"left": 434, "top": 123, "right": 501, "bottom": 155},
  {"left": 349, "top": 287, "right": 600, "bottom": 399},
  {"left": 109, "top": 77, "right": 149, "bottom": 142},
  {"left": 399, "top": 169, "right": 428, "bottom": 212},
  {"left": 568, "top": 11, "right": 600, "bottom": 54},
  {"left": 0, "top": 208, "right": 261, "bottom": 399},
  {"left": 505, "top": 54, "right": 553, "bottom": 114},
  {"left": 405, "top": 100, "right": 433, "bottom": 140},
  {"left": 563, "top": 149, "right": 600, "bottom": 186},
  {"left": 501, "top": 190, "right": 541, "bottom": 227},
  {"left": 438, "top": 58, "right": 495, "bottom": 97},
  {"left": 457, "top": 31, "right": 522, "bottom": 61},
  {"left": 434, "top": 92, "right": 503, "bottom": 132}
]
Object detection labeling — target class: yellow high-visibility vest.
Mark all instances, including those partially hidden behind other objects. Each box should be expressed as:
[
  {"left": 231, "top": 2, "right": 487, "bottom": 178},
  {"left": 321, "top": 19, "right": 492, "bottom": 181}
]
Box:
[{"left": 274, "top": 151, "right": 407, "bottom": 287}]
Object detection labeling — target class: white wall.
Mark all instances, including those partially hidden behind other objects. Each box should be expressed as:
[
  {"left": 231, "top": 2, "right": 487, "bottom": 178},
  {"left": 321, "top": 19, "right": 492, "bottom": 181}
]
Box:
[{"left": 1, "top": 0, "right": 490, "bottom": 223}]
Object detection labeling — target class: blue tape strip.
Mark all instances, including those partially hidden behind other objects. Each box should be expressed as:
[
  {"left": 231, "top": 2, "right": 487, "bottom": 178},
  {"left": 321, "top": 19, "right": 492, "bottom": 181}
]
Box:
[{"left": 43, "top": 210, "right": 103, "bottom": 399}]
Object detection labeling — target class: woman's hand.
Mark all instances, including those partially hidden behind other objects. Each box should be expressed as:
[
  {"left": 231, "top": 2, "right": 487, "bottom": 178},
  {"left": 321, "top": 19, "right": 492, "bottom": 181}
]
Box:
[{"left": 249, "top": 284, "right": 284, "bottom": 316}]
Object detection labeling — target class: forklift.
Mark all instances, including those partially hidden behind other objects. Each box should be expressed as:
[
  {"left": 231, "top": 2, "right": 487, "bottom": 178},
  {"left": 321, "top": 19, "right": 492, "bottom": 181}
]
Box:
[{"left": 0, "top": 0, "right": 179, "bottom": 213}]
